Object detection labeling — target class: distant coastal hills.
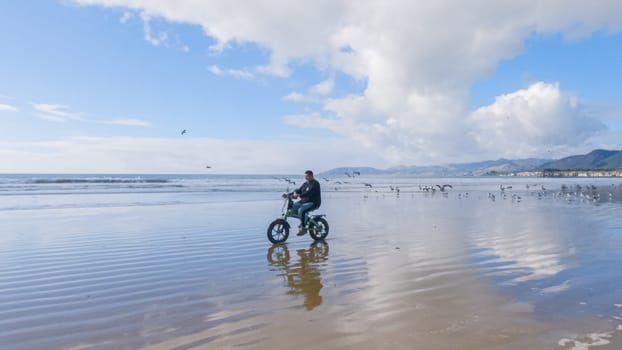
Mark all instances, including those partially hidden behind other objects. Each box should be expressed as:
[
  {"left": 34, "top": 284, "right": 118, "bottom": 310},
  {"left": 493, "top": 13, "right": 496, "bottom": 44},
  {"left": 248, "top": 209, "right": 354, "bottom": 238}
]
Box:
[
  {"left": 539, "top": 149, "right": 622, "bottom": 170},
  {"left": 321, "top": 149, "right": 622, "bottom": 177}
]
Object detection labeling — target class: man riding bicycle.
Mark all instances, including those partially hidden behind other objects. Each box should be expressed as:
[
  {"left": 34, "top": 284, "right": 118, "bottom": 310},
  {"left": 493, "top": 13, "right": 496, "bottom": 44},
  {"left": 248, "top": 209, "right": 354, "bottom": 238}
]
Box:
[{"left": 292, "top": 170, "right": 322, "bottom": 236}]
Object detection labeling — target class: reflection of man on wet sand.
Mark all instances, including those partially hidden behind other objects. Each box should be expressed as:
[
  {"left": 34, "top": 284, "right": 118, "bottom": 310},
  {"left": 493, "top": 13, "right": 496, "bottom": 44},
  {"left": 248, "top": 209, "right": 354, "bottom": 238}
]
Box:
[{"left": 267, "top": 242, "right": 329, "bottom": 311}]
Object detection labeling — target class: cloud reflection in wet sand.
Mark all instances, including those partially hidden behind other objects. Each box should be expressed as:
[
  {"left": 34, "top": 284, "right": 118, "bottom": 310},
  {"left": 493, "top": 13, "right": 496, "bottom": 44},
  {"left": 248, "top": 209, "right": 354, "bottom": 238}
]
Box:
[{"left": 2, "top": 187, "right": 622, "bottom": 349}]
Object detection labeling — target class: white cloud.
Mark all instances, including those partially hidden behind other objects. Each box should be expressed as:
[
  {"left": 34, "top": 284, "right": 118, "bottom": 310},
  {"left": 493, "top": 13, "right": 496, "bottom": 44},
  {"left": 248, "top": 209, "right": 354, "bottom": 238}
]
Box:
[
  {"left": 284, "top": 113, "right": 343, "bottom": 134},
  {"left": 208, "top": 65, "right": 254, "bottom": 79},
  {"left": 120, "top": 10, "right": 133, "bottom": 23},
  {"left": 0, "top": 136, "right": 386, "bottom": 174},
  {"left": 282, "top": 92, "right": 306, "bottom": 102},
  {"left": 31, "top": 103, "right": 153, "bottom": 128},
  {"left": 0, "top": 104, "right": 18, "bottom": 112},
  {"left": 104, "top": 118, "right": 152, "bottom": 127},
  {"left": 32, "top": 103, "right": 83, "bottom": 122},
  {"left": 311, "top": 79, "right": 334, "bottom": 96},
  {"left": 71, "top": 0, "right": 622, "bottom": 164},
  {"left": 140, "top": 12, "right": 168, "bottom": 46},
  {"left": 283, "top": 80, "right": 335, "bottom": 103},
  {"left": 467, "top": 82, "right": 605, "bottom": 159}
]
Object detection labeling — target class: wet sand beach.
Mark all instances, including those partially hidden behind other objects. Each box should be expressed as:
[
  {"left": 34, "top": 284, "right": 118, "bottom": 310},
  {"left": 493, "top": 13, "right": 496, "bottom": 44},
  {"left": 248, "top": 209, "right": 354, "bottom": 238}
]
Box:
[{"left": 2, "top": 178, "right": 622, "bottom": 349}]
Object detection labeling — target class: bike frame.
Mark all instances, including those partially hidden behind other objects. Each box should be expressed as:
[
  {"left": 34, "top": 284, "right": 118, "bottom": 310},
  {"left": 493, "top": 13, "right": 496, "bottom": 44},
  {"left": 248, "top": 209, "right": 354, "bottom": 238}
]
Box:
[{"left": 281, "top": 193, "right": 322, "bottom": 229}]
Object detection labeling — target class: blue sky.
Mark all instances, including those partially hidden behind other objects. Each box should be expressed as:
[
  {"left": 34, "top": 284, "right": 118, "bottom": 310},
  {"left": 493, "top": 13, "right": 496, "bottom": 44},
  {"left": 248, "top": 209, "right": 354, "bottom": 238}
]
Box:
[
  {"left": 471, "top": 32, "right": 622, "bottom": 110},
  {"left": 1, "top": 1, "right": 621, "bottom": 173}
]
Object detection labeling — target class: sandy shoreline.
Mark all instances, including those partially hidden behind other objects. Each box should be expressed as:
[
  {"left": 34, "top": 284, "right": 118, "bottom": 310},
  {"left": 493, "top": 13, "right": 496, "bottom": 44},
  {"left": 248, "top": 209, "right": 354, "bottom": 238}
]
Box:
[{"left": 2, "top": 189, "right": 622, "bottom": 349}]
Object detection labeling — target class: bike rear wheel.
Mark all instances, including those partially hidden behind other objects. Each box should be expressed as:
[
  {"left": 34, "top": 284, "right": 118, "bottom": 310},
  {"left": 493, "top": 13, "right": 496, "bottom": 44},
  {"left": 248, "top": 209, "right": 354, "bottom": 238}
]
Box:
[
  {"left": 267, "top": 219, "right": 289, "bottom": 244},
  {"left": 309, "top": 217, "right": 329, "bottom": 241}
]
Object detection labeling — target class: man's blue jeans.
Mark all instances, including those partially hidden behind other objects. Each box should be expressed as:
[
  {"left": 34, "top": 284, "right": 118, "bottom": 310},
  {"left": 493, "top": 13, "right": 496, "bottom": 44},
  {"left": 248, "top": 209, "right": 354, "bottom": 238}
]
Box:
[{"left": 292, "top": 201, "right": 314, "bottom": 226}]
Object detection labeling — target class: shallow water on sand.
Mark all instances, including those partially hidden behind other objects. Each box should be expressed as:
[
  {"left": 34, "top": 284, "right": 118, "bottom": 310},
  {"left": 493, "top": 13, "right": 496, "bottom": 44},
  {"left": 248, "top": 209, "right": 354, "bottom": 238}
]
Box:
[{"left": 2, "top": 179, "right": 622, "bottom": 349}]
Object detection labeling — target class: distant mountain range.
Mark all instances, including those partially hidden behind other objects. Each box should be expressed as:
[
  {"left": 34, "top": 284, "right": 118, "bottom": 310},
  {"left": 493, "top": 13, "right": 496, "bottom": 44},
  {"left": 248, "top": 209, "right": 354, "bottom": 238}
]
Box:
[
  {"left": 539, "top": 149, "right": 622, "bottom": 170},
  {"left": 321, "top": 149, "right": 622, "bottom": 177},
  {"left": 321, "top": 158, "right": 551, "bottom": 177}
]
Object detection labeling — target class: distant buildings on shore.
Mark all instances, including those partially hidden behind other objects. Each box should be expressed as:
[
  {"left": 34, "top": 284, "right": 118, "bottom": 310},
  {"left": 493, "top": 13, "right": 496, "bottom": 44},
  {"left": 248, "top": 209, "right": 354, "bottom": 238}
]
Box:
[{"left": 507, "top": 169, "right": 622, "bottom": 177}]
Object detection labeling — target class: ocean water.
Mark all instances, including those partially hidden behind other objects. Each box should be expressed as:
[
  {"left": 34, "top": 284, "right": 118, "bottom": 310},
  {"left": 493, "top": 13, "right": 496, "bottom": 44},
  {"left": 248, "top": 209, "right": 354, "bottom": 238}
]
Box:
[
  {"left": 2, "top": 173, "right": 621, "bottom": 210},
  {"left": 0, "top": 174, "right": 293, "bottom": 211},
  {"left": 2, "top": 174, "right": 622, "bottom": 349}
]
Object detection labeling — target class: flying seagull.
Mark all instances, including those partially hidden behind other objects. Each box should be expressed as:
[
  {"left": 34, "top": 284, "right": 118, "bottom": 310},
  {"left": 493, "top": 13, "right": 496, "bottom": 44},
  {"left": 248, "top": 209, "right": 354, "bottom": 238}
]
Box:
[
  {"left": 181, "top": 129, "right": 187, "bottom": 135},
  {"left": 435, "top": 184, "right": 453, "bottom": 191},
  {"left": 283, "top": 178, "right": 296, "bottom": 185},
  {"left": 205, "top": 165, "right": 211, "bottom": 168},
  {"left": 353, "top": 171, "right": 361, "bottom": 176},
  {"left": 344, "top": 172, "right": 352, "bottom": 178},
  {"left": 364, "top": 183, "right": 373, "bottom": 188}
]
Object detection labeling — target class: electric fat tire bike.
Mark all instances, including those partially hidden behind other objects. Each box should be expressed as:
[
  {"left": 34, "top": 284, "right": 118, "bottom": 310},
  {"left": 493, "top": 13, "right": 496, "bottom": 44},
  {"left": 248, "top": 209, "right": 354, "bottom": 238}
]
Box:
[{"left": 267, "top": 193, "right": 329, "bottom": 244}]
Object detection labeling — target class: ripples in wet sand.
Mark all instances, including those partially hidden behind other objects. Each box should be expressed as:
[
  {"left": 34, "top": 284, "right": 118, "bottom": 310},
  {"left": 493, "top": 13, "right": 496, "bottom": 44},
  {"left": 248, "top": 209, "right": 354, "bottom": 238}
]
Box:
[{"left": 2, "top": 190, "right": 622, "bottom": 349}]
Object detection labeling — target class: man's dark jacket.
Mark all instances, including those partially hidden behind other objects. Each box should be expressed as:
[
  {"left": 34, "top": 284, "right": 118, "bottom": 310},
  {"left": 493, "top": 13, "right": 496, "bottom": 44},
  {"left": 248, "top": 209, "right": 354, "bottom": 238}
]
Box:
[{"left": 295, "top": 179, "right": 321, "bottom": 207}]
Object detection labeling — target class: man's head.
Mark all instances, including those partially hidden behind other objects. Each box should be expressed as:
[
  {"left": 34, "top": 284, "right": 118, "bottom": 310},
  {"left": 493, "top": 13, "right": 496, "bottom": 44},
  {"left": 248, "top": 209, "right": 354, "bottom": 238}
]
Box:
[{"left": 304, "top": 170, "right": 314, "bottom": 183}]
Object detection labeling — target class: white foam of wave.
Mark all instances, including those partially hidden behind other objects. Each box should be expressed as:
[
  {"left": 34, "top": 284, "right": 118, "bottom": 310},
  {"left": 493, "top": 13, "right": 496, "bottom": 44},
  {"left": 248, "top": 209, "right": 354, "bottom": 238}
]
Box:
[
  {"left": 540, "top": 280, "right": 571, "bottom": 294},
  {"left": 559, "top": 332, "right": 613, "bottom": 349}
]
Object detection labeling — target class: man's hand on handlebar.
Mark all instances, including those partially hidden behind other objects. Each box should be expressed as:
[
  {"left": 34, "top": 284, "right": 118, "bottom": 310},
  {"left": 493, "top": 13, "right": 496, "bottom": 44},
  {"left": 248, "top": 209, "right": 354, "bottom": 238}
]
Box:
[{"left": 292, "top": 192, "right": 299, "bottom": 199}]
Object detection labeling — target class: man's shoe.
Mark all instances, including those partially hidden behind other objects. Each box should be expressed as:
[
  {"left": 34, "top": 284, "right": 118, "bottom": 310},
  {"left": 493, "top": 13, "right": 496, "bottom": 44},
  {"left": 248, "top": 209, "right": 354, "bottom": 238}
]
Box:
[{"left": 297, "top": 228, "right": 307, "bottom": 236}]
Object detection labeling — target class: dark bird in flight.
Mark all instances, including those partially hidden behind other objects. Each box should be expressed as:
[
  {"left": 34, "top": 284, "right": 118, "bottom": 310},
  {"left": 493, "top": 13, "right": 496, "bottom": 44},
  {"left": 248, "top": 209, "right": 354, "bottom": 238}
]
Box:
[
  {"left": 353, "top": 171, "right": 361, "bottom": 176},
  {"left": 321, "top": 177, "right": 330, "bottom": 182},
  {"left": 181, "top": 129, "right": 187, "bottom": 135},
  {"left": 344, "top": 172, "right": 352, "bottom": 178},
  {"left": 364, "top": 183, "right": 373, "bottom": 188},
  {"left": 283, "top": 178, "right": 296, "bottom": 185},
  {"left": 436, "top": 184, "right": 453, "bottom": 191},
  {"left": 205, "top": 165, "right": 211, "bottom": 168}
]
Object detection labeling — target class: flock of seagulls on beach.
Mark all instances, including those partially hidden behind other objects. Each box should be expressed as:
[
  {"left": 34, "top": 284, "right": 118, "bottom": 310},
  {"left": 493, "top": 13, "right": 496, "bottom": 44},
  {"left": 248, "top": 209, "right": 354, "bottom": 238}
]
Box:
[
  {"left": 181, "top": 126, "right": 622, "bottom": 206},
  {"left": 465, "top": 183, "right": 621, "bottom": 205},
  {"left": 272, "top": 170, "right": 622, "bottom": 207}
]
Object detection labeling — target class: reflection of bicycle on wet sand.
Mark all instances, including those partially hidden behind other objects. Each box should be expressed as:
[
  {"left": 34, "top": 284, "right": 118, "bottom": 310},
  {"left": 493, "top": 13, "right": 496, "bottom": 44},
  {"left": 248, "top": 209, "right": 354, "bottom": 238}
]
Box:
[{"left": 267, "top": 242, "right": 329, "bottom": 311}]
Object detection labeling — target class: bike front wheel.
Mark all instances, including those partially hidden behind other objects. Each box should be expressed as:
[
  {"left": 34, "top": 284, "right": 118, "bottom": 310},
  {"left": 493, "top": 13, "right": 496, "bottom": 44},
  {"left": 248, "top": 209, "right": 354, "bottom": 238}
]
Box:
[
  {"left": 309, "top": 217, "right": 329, "bottom": 241},
  {"left": 267, "top": 219, "right": 290, "bottom": 244}
]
